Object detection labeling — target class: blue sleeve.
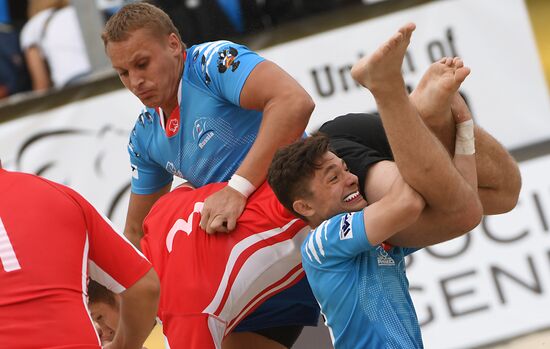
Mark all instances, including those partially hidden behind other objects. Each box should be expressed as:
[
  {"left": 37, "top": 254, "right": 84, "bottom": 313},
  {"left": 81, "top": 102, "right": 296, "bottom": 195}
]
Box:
[
  {"left": 128, "top": 110, "right": 173, "bottom": 195},
  {"left": 198, "top": 41, "right": 264, "bottom": 105},
  {"left": 302, "top": 211, "right": 374, "bottom": 268}
]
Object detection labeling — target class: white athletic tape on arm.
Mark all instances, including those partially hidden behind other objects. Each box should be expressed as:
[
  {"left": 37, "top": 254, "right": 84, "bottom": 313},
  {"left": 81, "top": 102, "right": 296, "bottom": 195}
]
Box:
[
  {"left": 455, "top": 119, "right": 475, "bottom": 155},
  {"left": 228, "top": 174, "right": 256, "bottom": 198}
]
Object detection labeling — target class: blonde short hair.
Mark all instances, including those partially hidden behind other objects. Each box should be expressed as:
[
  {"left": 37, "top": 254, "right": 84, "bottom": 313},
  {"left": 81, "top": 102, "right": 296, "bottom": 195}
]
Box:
[{"left": 101, "top": 2, "right": 182, "bottom": 47}]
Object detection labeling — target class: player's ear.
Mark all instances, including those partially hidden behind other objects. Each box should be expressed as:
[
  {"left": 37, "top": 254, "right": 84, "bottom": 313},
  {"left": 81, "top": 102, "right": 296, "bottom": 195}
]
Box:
[
  {"left": 167, "top": 33, "right": 182, "bottom": 55},
  {"left": 293, "top": 199, "right": 315, "bottom": 219}
]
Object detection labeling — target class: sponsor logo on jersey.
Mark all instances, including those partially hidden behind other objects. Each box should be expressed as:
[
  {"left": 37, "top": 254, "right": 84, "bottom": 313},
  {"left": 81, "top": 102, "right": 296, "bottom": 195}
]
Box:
[
  {"left": 193, "top": 118, "right": 215, "bottom": 149},
  {"left": 198, "top": 131, "right": 214, "bottom": 149},
  {"left": 217, "top": 47, "right": 240, "bottom": 73},
  {"left": 377, "top": 246, "right": 395, "bottom": 266},
  {"left": 131, "top": 164, "right": 139, "bottom": 179},
  {"left": 168, "top": 118, "right": 179, "bottom": 134},
  {"left": 339, "top": 213, "right": 353, "bottom": 240}
]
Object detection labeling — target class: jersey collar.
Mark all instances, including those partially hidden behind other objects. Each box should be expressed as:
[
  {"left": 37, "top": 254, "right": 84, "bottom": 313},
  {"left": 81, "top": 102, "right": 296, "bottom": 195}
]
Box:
[{"left": 158, "top": 51, "right": 186, "bottom": 137}]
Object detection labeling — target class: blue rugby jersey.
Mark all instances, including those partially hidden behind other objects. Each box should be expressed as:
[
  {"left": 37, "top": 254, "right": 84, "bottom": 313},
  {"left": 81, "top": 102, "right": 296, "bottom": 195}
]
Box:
[
  {"left": 128, "top": 40, "right": 264, "bottom": 194},
  {"left": 302, "top": 211, "right": 423, "bottom": 349},
  {"left": 126, "top": 40, "right": 320, "bottom": 331}
]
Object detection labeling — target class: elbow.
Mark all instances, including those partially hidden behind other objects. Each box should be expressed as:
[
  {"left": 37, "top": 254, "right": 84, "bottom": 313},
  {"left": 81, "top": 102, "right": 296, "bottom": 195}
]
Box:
[
  {"left": 147, "top": 269, "right": 161, "bottom": 302},
  {"left": 499, "top": 171, "right": 522, "bottom": 213},
  {"left": 286, "top": 90, "right": 315, "bottom": 126},
  {"left": 403, "top": 190, "right": 426, "bottom": 226},
  {"left": 139, "top": 268, "right": 161, "bottom": 306},
  {"left": 455, "top": 196, "right": 484, "bottom": 234}
]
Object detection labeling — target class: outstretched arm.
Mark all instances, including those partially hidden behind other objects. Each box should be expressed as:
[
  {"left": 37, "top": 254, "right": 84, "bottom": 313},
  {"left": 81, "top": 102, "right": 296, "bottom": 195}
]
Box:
[{"left": 199, "top": 60, "right": 314, "bottom": 234}]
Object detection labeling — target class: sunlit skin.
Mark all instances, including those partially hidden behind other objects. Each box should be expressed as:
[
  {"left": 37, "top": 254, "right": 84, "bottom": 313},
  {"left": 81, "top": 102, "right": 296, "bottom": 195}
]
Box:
[
  {"left": 106, "top": 28, "right": 184, "bottom": 116},
  {"left": 295, "top": 152, "right": 368, "bottom": 228},
  {"left": 89, "top": 301, "right": 119, "bottom": 344}
]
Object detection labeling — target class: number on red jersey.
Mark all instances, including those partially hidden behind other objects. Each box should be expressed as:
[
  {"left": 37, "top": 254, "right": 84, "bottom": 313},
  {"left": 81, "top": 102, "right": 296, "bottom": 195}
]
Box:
[{"left": 0, "top": 217, "right": 21, "bottom": 272}]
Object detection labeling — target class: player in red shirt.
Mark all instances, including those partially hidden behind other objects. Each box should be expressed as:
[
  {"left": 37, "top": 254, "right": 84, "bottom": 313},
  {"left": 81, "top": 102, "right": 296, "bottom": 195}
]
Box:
[
  {"left": 0, "top": 162, "right": 160, "bottom": 349},
  {"left": 141, "top": 182, "right": 311, "bottom": 348}
]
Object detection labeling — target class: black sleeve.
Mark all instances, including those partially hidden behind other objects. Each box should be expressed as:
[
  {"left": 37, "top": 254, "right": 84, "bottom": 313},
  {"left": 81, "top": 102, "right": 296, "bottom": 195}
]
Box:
[{"left": 319, "top": 113, "right": 394, "bottom": 199}]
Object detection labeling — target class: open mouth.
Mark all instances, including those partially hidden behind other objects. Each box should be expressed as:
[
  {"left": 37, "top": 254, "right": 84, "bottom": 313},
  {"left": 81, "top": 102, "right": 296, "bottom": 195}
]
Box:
[{"left": 343, "top": 191, "right": 361, "bottom": 203}]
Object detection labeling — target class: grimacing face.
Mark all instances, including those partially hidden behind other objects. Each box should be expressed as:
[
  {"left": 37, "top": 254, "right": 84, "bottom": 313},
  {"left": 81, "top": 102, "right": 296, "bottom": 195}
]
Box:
[
  {"left": 89, "top": 301, "right": 119, "bottom": 345},
  {"left": 296, "top": 151, "right": 367, "bottom": 226},
  {"left": 106, "top": 28, "right": 182, "bottom": 110}
]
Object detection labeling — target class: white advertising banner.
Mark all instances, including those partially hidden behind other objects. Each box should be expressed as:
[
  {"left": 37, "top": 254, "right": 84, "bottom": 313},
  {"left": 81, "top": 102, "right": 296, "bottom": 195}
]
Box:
[
  {"left": 408, "top": 153, "right": 550, "bottom": 348},
  {"left": 260, "top": 0, "right": 550, "bottom": 150},
  {"left": 0, "top": 90, "right": 143, "bottom": 228}
]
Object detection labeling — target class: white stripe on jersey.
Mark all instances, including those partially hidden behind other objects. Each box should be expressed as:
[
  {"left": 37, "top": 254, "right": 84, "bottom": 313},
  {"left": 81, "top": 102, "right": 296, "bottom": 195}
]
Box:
[
  {"left": 303, "top": 237, "right": 313, "bottom": 262},
  {"left": 323, "top": 218, "right": 331, "bottom": 240},
  {"left": 217, "top": 226, "right": 307, "bottom": 321},
  {"left": 88, "top": 260, "right": 126, "bottom": 294},
  {"left": 207, "top": 315, "right": 225, "bottom": 349},
  {"left": 81, "top": 234, "right": 101, "bottom": 345},
  {"left": 307, "top": 234, "right": 321, "bottom": 264},
  {"left": 225, "top": 266, "right": 305, "bottom": 334},
  {"left": 203, "top": 219, "right": 301, "bottom": 314},
  {"left": 315, "top": 224, "right": 325, "bottom": 257}
]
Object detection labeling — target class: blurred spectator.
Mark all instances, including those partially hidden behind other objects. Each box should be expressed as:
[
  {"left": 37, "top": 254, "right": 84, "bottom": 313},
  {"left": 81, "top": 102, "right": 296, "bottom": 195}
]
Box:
[
  {"left": 0, "top": 0, "right": 31, "bottom": 98},
  {"left": 153, "top": 0, "right": 265, "bottom": 45},
  {"left": 20, "top": 0, "right": 91, "bottom": 91}
]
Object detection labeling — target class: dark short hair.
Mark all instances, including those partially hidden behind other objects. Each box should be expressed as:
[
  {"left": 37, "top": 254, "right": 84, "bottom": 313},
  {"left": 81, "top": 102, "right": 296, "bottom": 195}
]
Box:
[
  {"left": 102, "top": 2, "right": 183, "bottom": 47},
  {"left": 268, "top": 133, "right": 330, "bottom": 220},
  {"left": 88, "top": 279, "right": 117, "bottom": 307}
]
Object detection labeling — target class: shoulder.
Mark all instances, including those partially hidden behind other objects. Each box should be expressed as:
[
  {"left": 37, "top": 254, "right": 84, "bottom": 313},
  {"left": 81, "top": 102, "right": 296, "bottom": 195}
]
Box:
[
  {"left": 18, "top": 171, "right": 87, "bottom": 213},
  {"left": 187, "top": 41, "right": 261, "bottom": 84},
  {"left": 20, "top": 9, "right": 53, "bottom": 48}
]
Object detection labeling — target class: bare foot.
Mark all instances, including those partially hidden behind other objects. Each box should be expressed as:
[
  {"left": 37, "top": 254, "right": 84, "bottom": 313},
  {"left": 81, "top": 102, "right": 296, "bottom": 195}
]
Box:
[
  {"left": 451, "top": 92, "right": 473, "bottom": 124},
  {"left": 410, "top": 57, "right": 471, "bottom": 128},
  {"left": 351, "top": 23, "right": 416, "bottom": 95}
]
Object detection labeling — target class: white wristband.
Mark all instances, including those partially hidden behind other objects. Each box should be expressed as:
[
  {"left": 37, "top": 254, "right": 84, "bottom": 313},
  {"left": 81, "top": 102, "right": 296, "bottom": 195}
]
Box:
[
  {"left": 228, "top": 174, "right": 256, "bottom": 198},
  {"left": 455, "top": 119, "right": 475, "bottom": 155}
]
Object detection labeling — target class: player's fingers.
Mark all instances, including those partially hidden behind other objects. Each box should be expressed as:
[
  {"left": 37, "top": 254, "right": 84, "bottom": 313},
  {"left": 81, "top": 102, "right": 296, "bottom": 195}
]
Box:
[
  {"left": 225, "top": 216, "right": 237, "bottom": 232},
  {"left": 208, "top": 215, "right": 228, "bottom": 234},
  {"left": 199, "top": 206, "right": 212, "bottom": 230}
]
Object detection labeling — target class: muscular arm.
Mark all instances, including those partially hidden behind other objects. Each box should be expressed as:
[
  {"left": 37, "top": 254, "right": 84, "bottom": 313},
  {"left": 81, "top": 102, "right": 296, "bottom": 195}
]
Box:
[
  {"left": 363, "top": 174, "right": 425, "bottom": 246},
  {"left": 200, "top": 60, "right": 314, "bottom": 234},
  {"left": 124, "top": 182, "right": 171, "bottom": 248},
  {"left": 365, "top": 161, "right": 479, "bottom": 247},
  {"left": 106, "top": 268, "right": 160, "bottom": 349},
  {"left": 236, "top": 60, "right": 314, "bottom": 186}
]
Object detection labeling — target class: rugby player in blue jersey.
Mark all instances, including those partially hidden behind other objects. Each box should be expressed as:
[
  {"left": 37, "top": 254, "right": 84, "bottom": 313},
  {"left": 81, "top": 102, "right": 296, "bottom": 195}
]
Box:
[
  {"left": 102, "top": 3, "right": 316, "bottom": 348},
  {"left": 267, "top": 23, "right": 505, "bottom": 348}
]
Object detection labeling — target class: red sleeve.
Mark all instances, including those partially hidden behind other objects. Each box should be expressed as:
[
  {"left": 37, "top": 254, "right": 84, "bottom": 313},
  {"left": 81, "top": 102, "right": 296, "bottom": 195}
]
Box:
[{"left": 58, "top": 184, "right": 152, "bottom": 293}]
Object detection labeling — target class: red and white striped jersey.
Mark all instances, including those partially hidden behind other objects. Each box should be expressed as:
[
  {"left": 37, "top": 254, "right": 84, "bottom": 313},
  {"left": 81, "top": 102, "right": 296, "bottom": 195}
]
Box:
[
  {"left": 141, "top": 182, "right": 310, "bottom": 348},
  {"left": 0, "top": 169, "right": 152, "bottom": 348}
]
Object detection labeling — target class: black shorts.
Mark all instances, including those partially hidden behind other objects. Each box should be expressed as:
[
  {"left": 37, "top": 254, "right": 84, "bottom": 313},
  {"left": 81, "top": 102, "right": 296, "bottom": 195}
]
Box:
[
  {"left": 319, "top": 113, "right": 394, "bottom": 200},
  {"left": 251, "top": 325, "right": 304, "bottom": 348}
]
